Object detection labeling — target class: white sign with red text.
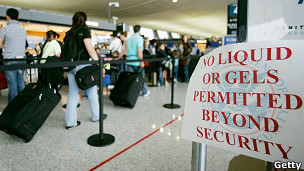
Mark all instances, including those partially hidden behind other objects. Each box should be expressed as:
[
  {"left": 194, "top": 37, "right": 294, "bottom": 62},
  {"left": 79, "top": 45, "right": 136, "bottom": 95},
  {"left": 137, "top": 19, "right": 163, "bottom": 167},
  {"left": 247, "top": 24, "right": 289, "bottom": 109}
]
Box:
[{"left": 181, "top": 40, "right": 304, "bottom": 164}]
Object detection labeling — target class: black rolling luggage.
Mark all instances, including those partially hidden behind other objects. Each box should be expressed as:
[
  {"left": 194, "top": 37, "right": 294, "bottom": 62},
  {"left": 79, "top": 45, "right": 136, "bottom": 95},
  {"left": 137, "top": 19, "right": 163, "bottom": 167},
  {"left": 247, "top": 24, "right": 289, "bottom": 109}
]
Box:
[
  {"left": 0, "top": 83, "right": 61, "bottom": 142},
  {"left": 109, "top": 70, "right": 144, "bottom": 109}
]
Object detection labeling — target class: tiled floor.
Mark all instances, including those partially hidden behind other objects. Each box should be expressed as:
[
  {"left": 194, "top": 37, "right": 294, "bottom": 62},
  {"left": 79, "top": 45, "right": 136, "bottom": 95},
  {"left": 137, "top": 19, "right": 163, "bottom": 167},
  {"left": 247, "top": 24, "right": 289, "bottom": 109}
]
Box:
[{"left": 0, "top": 82, "right": 238, "bottom": 171}]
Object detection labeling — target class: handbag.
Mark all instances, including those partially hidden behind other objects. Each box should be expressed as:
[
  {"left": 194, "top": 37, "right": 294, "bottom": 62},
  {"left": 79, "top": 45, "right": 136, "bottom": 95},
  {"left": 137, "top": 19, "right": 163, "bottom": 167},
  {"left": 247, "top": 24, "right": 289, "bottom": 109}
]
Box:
[{"left": 75, "top": 65, "right": 100, "bottom": 90}]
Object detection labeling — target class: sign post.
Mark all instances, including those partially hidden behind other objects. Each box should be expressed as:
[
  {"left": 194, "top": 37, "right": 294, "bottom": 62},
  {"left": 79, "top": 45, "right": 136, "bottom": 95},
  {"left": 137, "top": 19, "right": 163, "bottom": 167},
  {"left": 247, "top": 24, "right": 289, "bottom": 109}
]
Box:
[{"left": 191, "top": 142, "right": 207, "bottom": 171}]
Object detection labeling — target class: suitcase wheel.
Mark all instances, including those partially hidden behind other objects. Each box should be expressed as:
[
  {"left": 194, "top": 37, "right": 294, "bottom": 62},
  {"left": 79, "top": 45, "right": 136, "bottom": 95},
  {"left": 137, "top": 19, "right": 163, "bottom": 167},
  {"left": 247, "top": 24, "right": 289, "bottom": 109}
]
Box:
[{"left": 24, "top": 135, "right": 33, "bottom": 143}]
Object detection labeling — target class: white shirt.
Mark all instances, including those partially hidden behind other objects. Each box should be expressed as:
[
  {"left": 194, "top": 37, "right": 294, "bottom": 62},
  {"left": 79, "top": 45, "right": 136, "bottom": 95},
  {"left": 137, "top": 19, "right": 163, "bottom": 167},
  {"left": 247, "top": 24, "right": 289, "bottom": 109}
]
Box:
[{"left": 108, "top": 37, "right": 122, "bottom": 53}]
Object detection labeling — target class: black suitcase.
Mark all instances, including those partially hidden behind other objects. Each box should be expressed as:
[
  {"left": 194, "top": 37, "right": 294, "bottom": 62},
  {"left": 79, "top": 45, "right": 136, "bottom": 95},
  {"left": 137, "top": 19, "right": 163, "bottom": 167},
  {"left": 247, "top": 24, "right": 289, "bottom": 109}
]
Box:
[
  {"left": 0, "top": 83, "right": 61, "bottom": 142},
  {"left": 109, "top": 71, "right": 144, "bottom": 109}
]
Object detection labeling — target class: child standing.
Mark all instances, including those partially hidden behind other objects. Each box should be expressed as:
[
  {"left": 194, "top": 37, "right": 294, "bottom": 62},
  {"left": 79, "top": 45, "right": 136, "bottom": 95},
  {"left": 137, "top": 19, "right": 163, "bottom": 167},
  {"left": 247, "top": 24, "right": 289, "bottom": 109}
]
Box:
[{"left": 172, "top": 50, "right": 180, "bottom": 82}]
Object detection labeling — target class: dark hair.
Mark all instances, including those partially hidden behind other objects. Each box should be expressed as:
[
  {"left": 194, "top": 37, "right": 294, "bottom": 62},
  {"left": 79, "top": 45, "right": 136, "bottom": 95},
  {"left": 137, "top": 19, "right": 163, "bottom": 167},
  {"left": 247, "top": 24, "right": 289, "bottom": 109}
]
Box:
[
  {"left": 181, "top": 34, "right": 191, "bottom": 46},
  {"left": 66, "top": 11, "right": 88, "bottom": 37},
  {"left": 150, "top": 39, "right": 156, "bottom": 45},
  {"left": 181, "top": 35, "right": 189, "bottom": 43},
  {"left": 46, "top": 30, "right": 57, "bottom": 39},
  {"left": 6, "top": 8, "right": 19, "bottom": 20},
  {"left": 133, "top": 25, "right": 141, "bottom": 33},
  {"left": 172, "top": 50, "right": 180, "bottom": 57},
  {"left": 112, "top": 31, "right": 118, "bottom": 37},
  {"left": 121, "top": 31, "right": 128, "bottom": 37}
]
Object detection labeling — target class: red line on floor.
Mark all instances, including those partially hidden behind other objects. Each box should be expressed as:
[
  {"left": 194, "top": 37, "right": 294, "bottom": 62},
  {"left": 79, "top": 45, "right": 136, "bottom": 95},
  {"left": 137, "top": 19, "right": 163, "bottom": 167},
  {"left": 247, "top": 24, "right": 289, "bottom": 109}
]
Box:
[{"left": 89, "top": 114, "right": 184, "bottom": 171}]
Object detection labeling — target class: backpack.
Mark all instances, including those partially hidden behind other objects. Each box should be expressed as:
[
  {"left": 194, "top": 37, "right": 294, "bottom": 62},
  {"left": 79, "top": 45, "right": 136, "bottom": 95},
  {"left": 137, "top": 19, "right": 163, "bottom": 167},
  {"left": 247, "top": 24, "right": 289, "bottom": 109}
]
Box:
[{"left": 60, "top": 28, "right": 84, "bottom": 71}]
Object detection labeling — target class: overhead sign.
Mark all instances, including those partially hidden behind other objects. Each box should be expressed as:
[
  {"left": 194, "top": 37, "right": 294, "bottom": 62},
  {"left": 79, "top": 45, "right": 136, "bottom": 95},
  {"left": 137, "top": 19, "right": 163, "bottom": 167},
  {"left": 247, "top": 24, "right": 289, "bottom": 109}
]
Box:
[
  {"left": 223, "top": 35, "right": 237, "bottom": 45},
  {"left": 227, "top": 3, "right": 237, "bottom": 35},
  {"left": 181, "top": 40, "right": 304, "bottom": 165},
  {"left": 247, "top": 0, "right": 304, "bottom": 42}
]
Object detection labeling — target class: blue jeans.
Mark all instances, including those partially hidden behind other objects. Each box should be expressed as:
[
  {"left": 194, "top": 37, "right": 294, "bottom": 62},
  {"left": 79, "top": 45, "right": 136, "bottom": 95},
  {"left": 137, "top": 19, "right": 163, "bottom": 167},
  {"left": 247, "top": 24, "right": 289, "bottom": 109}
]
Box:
[
  {"left": 158, "top": 66, "right": 164, "bottom": 86},
  {"left": 83, "top": 90, "right": 88, "bottom": 98},
  {"left": 66, "top": 65, "right": 99, "bottom": 127},
  {"left": 116, "top": 63, "right": 124, "bottom": 80},
  {"left": 125, "top": 65, "right": 148, "bottom": 95},
  {"left": 4, "top": 61, "right": 26, "bottom": 103},
  {"left": 183, "top": 64, "right": 189, "bottom": 82},
  {"left": 174, "top": 65, "right": 179, "bottom": 80}
]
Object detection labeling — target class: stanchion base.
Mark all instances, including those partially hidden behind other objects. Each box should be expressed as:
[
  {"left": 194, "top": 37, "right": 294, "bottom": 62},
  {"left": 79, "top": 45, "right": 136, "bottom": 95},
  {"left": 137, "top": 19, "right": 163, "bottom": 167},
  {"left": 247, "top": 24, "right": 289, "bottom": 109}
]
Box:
[
  {"left": 87, "top": 133, "right": 115, "bottom": 147},
  {"left": 148, "top": 84, "right": 159, "bottom": 87},
  {"left": 102, "top": 114, "right": 107, "bottom": 120},
  {"left": 163, "top": 103, "right": 181, "bottom": 109}
]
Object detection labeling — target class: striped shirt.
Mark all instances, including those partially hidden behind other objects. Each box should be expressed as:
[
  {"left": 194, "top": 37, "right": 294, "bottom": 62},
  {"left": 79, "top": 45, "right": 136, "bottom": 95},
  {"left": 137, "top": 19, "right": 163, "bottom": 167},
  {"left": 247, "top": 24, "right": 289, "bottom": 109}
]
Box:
[{"left": 0, "top": 20, "right": 27, "bottom": 59}]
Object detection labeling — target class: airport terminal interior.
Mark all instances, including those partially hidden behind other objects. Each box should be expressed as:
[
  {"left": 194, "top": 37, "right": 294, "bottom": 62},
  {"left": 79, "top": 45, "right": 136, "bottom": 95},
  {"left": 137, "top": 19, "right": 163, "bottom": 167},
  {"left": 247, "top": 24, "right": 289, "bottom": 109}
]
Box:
[{"left": 0, "top": 0, "right": 303, "bottom": 171}]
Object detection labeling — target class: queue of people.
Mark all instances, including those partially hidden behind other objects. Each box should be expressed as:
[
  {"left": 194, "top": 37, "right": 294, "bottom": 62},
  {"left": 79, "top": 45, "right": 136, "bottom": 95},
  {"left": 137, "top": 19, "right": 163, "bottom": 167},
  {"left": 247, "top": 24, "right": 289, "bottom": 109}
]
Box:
[{"left": 0, "top": 8, "right": 204, "bottom": 131}]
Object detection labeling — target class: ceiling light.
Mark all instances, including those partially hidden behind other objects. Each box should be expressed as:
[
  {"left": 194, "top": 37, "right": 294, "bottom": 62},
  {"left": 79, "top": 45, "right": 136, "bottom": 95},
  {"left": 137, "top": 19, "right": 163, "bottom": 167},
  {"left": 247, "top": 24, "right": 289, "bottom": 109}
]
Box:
[
  {"left": 173, "top": 0, "right": 177, "bottom": 2},
  {"left": 86, "top": 21, "right": 99, "bottom": 27},
  {"left": 109, "top": 2, "right": 119, "bottom": 7}
]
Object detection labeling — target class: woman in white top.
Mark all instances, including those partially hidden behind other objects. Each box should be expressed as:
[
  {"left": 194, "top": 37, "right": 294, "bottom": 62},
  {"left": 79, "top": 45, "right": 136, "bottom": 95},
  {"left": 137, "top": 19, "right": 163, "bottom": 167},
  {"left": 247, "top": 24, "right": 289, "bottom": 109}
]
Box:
[{"left": 41, "top": 30, "right": 61, "bottom": 63}]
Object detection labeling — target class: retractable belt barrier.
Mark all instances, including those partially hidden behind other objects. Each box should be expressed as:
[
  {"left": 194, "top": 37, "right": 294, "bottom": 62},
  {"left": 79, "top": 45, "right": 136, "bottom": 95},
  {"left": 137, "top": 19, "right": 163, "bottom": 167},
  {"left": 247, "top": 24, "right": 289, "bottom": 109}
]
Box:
[
  {"left": 0, "top": 55, "right": 201, "bottom": 147},
  {"left": 0, "top": 55, "right": 199, "bottom": 70}
]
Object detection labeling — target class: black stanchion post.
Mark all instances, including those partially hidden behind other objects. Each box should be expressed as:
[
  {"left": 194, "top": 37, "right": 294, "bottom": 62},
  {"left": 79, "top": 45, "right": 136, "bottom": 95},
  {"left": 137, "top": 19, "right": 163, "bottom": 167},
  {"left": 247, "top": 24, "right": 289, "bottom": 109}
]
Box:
[
  {"left": 87, "top": 57, "right": 115, "bottom": 147},
  {"left": 163, "top": 56, "right": 181, "bottom": 109}
]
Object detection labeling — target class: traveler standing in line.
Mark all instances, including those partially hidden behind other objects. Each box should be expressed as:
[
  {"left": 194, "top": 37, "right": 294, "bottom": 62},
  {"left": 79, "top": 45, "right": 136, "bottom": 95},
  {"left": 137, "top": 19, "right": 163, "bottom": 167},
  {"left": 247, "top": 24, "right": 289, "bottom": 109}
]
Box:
[
  {"left": 118, "top": 31, "right": 128, "bottom": 59},
  {"left": 205, "top": 35, "right": 219, "bottom": 54},
  {"left": 115, "top": 31, "right": 128, "bottom": 79},
  {"left": 108, "top": 31, "right": 122, "bottom": 55},
  {"left": 144, "top": 37, "right": 151, "bottom": 54},
  {"left": 126, "top": 25, "right": 151, "bottom": 97},
  {"left": 0, "top": 8, "right": 27, "bottom": 103},
  {"left": 40, "top": 30, "right": 61, "bottom": 63},
  {"left": 149, "top": 39, "right": 157, "bottom": 55},
  {"left": 143, "top": 37, "right": 152, "bottom": 80},
  {"left": 64, "top": 11, "right": 100, "bottom": 129},
  {"left": 180, "top": 35, "right": 192, "bottom": 83},
  {"left": 172, "top": 49, "right": 181, "bottom": 82},
  {"left": 156, "top": 43, "right": 167, "bottom": 86}
]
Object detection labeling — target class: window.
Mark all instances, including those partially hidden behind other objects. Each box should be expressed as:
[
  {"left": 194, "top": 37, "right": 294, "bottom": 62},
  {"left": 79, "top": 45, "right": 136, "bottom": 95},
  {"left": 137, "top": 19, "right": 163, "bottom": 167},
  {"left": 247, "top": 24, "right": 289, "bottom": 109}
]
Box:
[
  {"left": 171, "top": 32, "right": 181, "bottom": 39},
  {"left": 157, "top": 30, "right": 169, "bottom": 39},
  {"left": 141, "top": 27, "right": 154, "bottom": 40}
]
